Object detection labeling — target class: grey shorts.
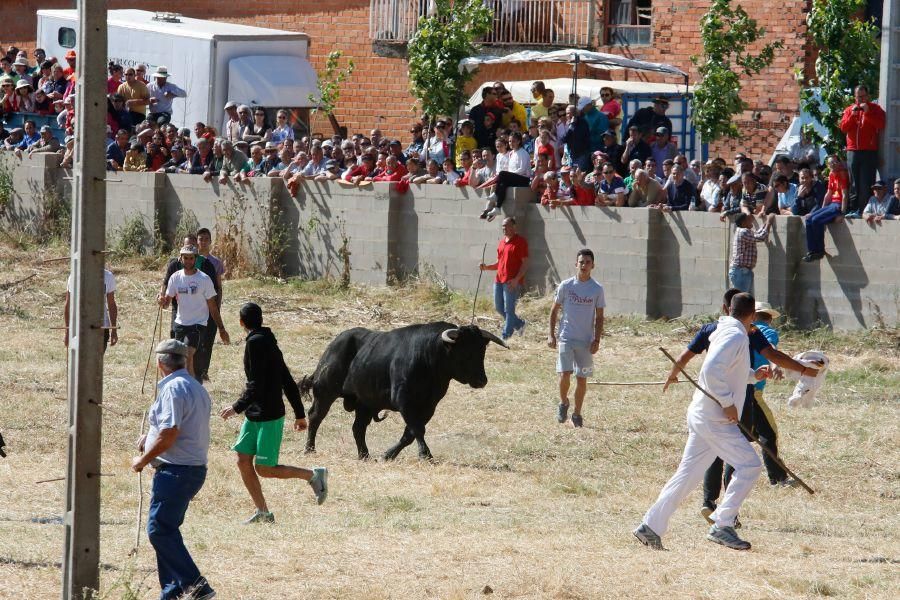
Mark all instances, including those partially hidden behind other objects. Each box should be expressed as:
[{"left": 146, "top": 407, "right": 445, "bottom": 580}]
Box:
[{"left": 556, "top": 342, "right": 593, "bottom": 377}]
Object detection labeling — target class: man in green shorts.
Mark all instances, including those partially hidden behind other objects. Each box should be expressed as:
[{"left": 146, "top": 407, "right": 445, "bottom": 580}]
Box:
[{"left": 220, "top": 302, "right": 328, "bottom": 523}]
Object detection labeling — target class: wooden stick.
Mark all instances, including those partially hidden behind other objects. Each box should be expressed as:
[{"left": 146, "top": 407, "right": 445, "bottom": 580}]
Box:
[
  {"left": 0, "top": 273, "right": 36, "bottom": 290},
  {"left": 659, "top": 347, "right": 815, "bottom": 495},
  {"left": 587, "top": 380, "right": 683, "bottom": 386}
]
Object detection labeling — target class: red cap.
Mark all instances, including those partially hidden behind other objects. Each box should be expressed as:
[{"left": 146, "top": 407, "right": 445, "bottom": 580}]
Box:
[{"left": 65, "top": 50, "right": 77, "bottom": 59}]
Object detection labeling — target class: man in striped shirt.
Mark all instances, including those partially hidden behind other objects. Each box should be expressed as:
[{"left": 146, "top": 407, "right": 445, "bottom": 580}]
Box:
[{"left": 729, "top": 213, "right": 775, "bottom": 294}]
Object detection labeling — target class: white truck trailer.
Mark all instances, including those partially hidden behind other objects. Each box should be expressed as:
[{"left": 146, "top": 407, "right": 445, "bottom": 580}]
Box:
[{"left": 37, "top": 9, "right": 318, "bottom": 135}]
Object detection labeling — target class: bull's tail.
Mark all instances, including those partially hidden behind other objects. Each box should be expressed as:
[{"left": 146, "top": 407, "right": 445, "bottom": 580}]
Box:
[
  {"left": 299, "top": 374, "right": 315, "bottom": 401},
  {"left": 373, "top": 411, "right": 389, "bottom": 422}
]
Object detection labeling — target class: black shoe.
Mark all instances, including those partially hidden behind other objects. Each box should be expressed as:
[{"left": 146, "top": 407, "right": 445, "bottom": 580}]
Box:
[{"left": 802, "top": 252, "right": 824, "bottom": 263}]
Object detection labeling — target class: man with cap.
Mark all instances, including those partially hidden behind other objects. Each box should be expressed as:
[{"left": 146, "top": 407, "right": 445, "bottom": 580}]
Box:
[
  {"left": 863, "top": 179, "right": 899, "bottom": 224},
  {"left": 158, "top": 243, "right": 230, "bottom": 378},
  {"left": 62, "top": 50, "right": 77, "bottom": 78},
  {"left": 132, "top": 338, "right": 216, "bottom": 600},
  {"left": 626, "top": 97, "right": 673, "bottom": 140},
  {"left": 220, "top": 302, "right": 328, "bottom": 524},
  {"left": 27, "top": 125, "right": 60, "bottom": 154},
  {"left": 222, "top": 101, "right": 241, "bottom": 142},
  {"left": 468, "top": 87, "right": 503, "bottom": 149},
  {"left": 147, "top": 66, "right": 187, "bottom": 126},
  {"left": 580, "top": 97, "right": 609, "bottom": 154},
  {"left": 116, "top": 66, "right": 150, "bottom": 126},
  {"left": 598, "top": 129, "right": 624, "bottom": 175}
]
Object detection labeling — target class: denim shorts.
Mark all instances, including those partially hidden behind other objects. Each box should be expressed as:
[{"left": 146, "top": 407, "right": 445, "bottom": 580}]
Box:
[{"left": 556, "top": 342, "right": 593, "bottom": 377}]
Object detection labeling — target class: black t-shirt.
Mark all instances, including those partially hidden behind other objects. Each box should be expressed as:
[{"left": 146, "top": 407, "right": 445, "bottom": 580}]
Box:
[
  {"left": 626, "top": 107, "right": 673, "bottom": 137},
  {"left": 468, "top": 103, "right": 503, "bottom": 148}
]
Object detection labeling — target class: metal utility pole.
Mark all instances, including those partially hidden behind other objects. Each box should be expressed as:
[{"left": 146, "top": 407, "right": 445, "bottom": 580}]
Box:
[
  {"left": 879, "top": 0, "right": 900, "bottom": 181},
  {"left": 62, "top": 1, "right": 108, "bottom": 598}
]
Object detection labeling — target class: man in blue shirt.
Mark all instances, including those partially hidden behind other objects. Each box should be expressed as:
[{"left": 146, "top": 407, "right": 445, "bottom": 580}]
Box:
[{"left": 132, "top": 339, "right": 215, "bottom": 600}]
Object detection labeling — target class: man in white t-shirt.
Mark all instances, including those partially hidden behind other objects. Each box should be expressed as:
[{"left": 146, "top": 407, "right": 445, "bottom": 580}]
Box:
[
  {"left": 547, "top": 249, "right": 605, "bottom": 428},
  {"left": 158, "top": 244, "right": 230, "bottom": 377},
  {"left": 64, "top": 268, "right": 118, "bottom": 352}
]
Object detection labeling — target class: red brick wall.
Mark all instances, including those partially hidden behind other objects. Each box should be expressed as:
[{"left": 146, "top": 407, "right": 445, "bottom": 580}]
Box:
[{"left": 4, "top": 0, "right": 812, "bottom": 158}]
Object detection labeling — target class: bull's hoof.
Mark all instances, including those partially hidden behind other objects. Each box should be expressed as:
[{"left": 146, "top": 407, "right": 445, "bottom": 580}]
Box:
[
  {"left": 304, "top": 446, "right": 316, "bottom": 455},
  {"left": 358, "top": 452, "right": 371, "bottom": 461},
  {"left": 382, "top": 451, "right": 398, "bottom": 461},
  {"left": 419, "top": 452, "right": 435, "bottom": 462}
]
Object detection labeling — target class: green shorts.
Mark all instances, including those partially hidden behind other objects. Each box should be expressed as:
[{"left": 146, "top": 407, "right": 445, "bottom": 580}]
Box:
[{"left": 232, "top": 416, "right": 285, "bottom": 466}]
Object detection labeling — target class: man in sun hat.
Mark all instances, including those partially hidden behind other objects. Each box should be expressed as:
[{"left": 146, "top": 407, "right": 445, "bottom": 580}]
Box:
[
  {"left": 132, "top": 337, "right": 216, "bottom": 600},
  {"left": 746, "top": 301, "right": 798, "bottom": 487},
  {"left": 147, "top": 66, "right": 186, "bottom": 126},
  {"left": 158, "top": 243, "right": 230, "bottom": 378}
]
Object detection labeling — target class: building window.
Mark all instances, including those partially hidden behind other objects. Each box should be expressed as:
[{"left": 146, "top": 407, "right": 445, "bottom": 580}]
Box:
[{"left": 607, "top": 0, "right": 651, "bottom": 46}]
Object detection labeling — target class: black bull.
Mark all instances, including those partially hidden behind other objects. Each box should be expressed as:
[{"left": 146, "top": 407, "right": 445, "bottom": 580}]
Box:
[{"left": 299, "top": 322, "right": 507, "bottom": 460}]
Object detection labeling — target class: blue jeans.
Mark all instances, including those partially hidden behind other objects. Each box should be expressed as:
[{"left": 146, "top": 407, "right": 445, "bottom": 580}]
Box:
[
  {"left": 728, "top": 266, "right": 753, "bottom": 294},
  {"left": 148, "top": 464, "right": 213, "bottom": 600},
  {"left": 805, "top": 203, "right": 842, "bottom": 255},
  {"left": 494, "top": 282, "right": 525, "bottom": 339}
]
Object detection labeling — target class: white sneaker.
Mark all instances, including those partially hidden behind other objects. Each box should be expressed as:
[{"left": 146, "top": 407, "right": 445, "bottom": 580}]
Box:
[{"left": 485, "top": 207, "right": 502, "bottom": 221}]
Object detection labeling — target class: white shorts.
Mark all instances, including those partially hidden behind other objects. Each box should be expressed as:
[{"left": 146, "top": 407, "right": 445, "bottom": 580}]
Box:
[{"left": 557, "top": 342, "right": 593, "bottom": 377}]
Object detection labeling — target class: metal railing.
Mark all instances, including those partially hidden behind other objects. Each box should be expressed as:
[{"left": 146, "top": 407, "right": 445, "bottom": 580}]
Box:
[{"left": 370, "top": 0, "right": 595, "bottom": 47}]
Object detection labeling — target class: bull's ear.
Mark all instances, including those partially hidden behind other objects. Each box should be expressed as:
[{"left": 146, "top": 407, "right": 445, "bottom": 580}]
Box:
[
  {"left": 480, "top": 329, "right": 508, "bottom": 349},
  {"left": 441, "top": 328, "right": 459, "bottom": 344}
]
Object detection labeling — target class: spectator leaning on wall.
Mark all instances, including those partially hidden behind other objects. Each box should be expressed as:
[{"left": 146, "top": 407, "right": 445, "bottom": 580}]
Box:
[{"left": 839, "top": 85, "right": 885, "bottom": 217}]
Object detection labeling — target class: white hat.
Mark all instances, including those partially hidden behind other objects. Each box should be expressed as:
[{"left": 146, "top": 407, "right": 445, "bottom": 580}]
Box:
[
  {"left": 754, "top": 302, "right": 781, "bottom": 319},
  {"left": 224, "top": 101, "right": 238, "bottom": 109},
  {"left": 577, "top": 97, "right": 592, "bottom": 112},
  {"left": 152, "top": 66, "right": 171, "bottom": 79},
  {"left": 15, "top": 79, "right": 33, "bottom": 91}
]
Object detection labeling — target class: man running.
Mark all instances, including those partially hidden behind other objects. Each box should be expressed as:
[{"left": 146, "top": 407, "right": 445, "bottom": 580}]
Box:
[
  {"left": 220, "top": 302, "right": 327, "bottom": 523},
  {"left": 548, "top": 249, "right": 605, "bottom": 428},
  {"left": 634, "top": 293, "right": 769, "bottom": 551},
  {"left": 663, "top": 289, "right": 818, "bottom": 523}
]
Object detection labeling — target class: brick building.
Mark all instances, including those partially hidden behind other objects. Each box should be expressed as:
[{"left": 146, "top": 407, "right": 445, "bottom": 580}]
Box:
[{"left": 6, "top": 0, "right": 818, "bottom": 156}]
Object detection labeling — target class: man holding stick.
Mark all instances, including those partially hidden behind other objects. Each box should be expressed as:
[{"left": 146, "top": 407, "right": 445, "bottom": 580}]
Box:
[
  {"left": 634, "top": 293, "right": 769, "bottom": 551},
  {"left": 663, "top": 289, "right": 818, "bottom": 523}
]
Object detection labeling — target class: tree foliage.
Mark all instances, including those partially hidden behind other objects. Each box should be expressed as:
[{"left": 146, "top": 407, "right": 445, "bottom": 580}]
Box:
[
  {"left": 800, "top": 0, "right": 880, "bottom": 155},
  {"left": 308, "top": 50, "right": 355, "bottom": 117},
  {"left": 406, "top": 0, "right": 492, "bottom": 123},
  {"left": 691, "top": 0, "right": 783, "bottom": 141}
]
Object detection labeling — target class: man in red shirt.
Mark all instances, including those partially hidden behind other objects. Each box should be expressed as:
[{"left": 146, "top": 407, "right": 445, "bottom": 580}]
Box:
[
  {"left": 839, "top": 85, "right": 885, "bottom": 216},
  {"left": 479, "top": 217, "right": 529, "bottom": 340}
]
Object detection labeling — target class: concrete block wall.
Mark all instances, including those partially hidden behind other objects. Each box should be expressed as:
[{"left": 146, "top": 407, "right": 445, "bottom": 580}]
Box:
[{"left": 3, "top": 155, "right": 898, "bottom": 330}]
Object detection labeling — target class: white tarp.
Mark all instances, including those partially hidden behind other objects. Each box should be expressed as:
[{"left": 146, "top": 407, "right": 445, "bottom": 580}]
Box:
[
  {"left": 459, "top": 49, "right": 689, "bottom": 80},
  {"left": 227, "top": 55, "right": 319, "bottom": 108}
]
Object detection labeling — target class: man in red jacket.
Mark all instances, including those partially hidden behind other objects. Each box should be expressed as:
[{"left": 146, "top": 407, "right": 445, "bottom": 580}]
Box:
[{"left": 839, "top": 85, "right": 885, "bottom": 216}]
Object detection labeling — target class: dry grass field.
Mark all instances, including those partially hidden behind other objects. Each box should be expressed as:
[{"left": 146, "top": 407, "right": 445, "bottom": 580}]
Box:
[{"left": 0, "top": 241, "right": 898, "bottom": 599}]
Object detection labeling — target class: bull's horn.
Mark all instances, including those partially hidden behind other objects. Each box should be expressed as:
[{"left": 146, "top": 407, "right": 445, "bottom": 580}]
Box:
[
  {"left": 480, "top": 329, "right": 509, "bottom": 349},
  {"left": 441, "top": 328, "right": 459, "bottom": 343}
]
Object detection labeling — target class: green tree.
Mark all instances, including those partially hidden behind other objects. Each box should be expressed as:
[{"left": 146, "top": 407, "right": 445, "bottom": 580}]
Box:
[
  {"left": 406, "top": 0, "right": 492, "bottom": 127},
  {"left": 308, "top": 50, "right": 355, "bottom": 135},
  {"left": 800, "top": 0, "right": 880, "bottom": 155},
  {"left": 690, "top": 0, "right": 783, "bottom": 141}
]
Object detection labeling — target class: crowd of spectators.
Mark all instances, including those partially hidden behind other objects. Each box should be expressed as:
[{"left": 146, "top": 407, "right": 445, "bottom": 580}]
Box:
[{"left": 0, "top": 45, "right": 895, "bottom": 253}]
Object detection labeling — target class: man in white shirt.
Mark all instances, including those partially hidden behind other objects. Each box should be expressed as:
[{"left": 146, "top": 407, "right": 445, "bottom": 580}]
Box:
[
  {"left": 158, "top": 244, "right": 230, "bottom": 377},
  {"left": 64, "top": 268, "right": 117, "bottom": 352},
  {"left": 634, "top": 293, "right": 769, "bottom": 551},
  {"left": 548, "top": 249, "right": 605, "bottom": 428}
]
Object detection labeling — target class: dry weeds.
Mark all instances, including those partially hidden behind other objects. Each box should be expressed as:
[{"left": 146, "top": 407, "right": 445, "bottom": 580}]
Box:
[{"left": 0, "top": 242, "right": 897, "bottom": 599}]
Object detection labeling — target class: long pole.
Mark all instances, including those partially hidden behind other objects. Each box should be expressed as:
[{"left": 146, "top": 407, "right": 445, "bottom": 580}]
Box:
[
  {"left": 659, "top": 347, "right": 815, "bottom": 495},
  {"left": 63, "top": 2, "right": 108, "bottom": 598},
  {"left": 471, "top": 243, "right": 487, "bottom": 324}
]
